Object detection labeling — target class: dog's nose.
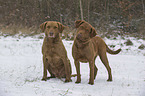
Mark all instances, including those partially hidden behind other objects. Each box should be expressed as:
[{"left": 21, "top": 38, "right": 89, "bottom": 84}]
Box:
[
  {"left": 77, "top": 33, "right": 82, "bottom": 38},
  {"left": 49, "top": 32, "right": 54, "bottom": 36}
]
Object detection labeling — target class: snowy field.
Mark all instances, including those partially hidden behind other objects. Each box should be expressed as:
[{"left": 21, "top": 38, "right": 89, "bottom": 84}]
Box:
[{"left": 0, "top": 35, "right": 145, "bottom": 96}]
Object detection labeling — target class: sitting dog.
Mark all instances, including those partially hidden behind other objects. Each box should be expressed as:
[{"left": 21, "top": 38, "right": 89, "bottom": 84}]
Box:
[
  {"left": 40, "top": 21, "right": 72, "bottom": 82},
  {"left": 72, "top": 20, "right": 121, "bottom": 85}
]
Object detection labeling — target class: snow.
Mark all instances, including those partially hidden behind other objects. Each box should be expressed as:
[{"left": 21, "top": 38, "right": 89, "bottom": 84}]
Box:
[{"left": 0, "top": 36, "right": 145, "bottom": 96}]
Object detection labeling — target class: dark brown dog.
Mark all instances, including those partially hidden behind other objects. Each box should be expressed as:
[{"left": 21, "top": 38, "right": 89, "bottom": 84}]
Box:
[
  {"left": 40, "top": 21, "right": 72, "bottom": 82},
  {"left": 72, "top": 20, "right": 121, "bottom": 85}
]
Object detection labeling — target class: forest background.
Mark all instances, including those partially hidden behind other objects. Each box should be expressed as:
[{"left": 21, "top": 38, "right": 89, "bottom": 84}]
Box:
[{"left": 0, "top": 0, "right": 144, "bottom": 39}]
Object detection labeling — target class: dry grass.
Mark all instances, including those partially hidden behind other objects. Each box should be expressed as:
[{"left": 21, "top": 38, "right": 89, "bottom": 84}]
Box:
[
  {"left": 0, "top": 24, "right": 144, "bottom": 40},
  {"left": 0, "top": 24, "right": 41, "bottom": 36}
]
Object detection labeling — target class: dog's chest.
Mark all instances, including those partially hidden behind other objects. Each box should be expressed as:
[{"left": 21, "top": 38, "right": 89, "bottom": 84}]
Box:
[
  {"left": 76, "top": 49, "right": 88, "bottom": 63},
  {"left": 46, "top": 46, "right": 58, "bottom": 56}
]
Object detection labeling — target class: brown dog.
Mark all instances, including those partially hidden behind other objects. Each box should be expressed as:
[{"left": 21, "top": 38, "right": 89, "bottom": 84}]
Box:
[
  {"left": 40, "top": 21, "right": 72, "bottom": 82},
  {"left": 72, "top": 20, "right": 121, "bottom": 85}
]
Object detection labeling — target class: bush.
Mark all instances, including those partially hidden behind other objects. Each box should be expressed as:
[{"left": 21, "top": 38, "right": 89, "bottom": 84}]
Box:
[
  {"left": 124, "top": 39, "right": 133, "bottom": 46},
  {"left": 138, "top": 44, "right": 145, "bottom": 50}
]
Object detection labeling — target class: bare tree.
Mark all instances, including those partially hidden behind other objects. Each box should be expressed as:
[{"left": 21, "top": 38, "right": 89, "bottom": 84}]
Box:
[
  {"left": 87, "top": 0, "right": 90, "bottom": 22},
  {"left": 79, "top": 0, "right": 83, "bottom": 20},
  {"left": 141, "top": 0, "right": 145, "bottom": 38}
]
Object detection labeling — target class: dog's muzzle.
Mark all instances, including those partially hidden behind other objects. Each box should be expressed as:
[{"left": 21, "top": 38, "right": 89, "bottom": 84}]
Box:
[
  {"left": 76, "top": 33, "right": 82, "bottom": 39},
  {"left": 48, "top": 32, "right": 55, "bottom": 38}
]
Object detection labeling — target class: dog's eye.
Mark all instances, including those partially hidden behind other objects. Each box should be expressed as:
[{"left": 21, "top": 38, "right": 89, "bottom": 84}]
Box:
[
  {"left": 47, "top": 26, "right": 50, "bottom": 28},
  {"left": 80, "top": 26, "right": 83, "bottom": 29},
  {"left": 54, "top": 26, "right": 57, "bottom": 29},
  {"left": 85, "top": 29, "right": 89, "bottom": 32}
]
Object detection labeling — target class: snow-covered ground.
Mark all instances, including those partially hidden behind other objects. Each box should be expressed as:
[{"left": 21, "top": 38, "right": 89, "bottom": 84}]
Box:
[{"left": 0, "top": 36, "right": 145, "bottom": 96}]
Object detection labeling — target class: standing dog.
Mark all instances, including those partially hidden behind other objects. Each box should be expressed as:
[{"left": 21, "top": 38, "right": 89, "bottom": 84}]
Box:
[
  {"left": 72, "top": 20, "right": 121, "bottom": 85},
  {"left": 40, "top": 21, "right": 72, "bottom": 82}
]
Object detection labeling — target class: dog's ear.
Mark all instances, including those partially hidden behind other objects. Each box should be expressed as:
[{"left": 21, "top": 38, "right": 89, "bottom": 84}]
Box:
[
  {"left": 57, "top": 22, "right": 65, "bottom": 33},
  {"left": 75, "top": 20, "right": 85, "bottom": 28},
  {"left": 90, "top": 28, "right": 97, "bottom": 38},
  {"left": 40, "top": 21, "right": 47, "bottom": 32}
]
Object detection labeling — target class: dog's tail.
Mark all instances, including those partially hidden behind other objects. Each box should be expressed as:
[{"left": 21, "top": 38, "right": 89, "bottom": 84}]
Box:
[
  {"left": 71, "top": 74, "right": 77, "bottom": 77},
  {"left": 106, "top": 44, "right": 121, "bottom": 55}
]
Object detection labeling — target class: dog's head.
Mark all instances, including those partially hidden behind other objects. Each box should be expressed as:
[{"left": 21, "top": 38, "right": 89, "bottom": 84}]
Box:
[
  {"left": 40, "top": 21, "right": 65, "bottom": 38},
  {"left": 75, "top": 20, "right": 97, "bottom": 42}
]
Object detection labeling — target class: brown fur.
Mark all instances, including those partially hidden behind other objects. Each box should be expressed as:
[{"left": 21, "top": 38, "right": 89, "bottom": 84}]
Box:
[
  {"left": 40, "top": 21, "right": 72, "bottom": 82},
  {"left": 72, "top": 20, "right": 121, "bottom": 85}
]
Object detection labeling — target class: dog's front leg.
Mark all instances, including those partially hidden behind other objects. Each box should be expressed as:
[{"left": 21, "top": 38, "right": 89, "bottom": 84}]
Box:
[
  {"left": 89, "top": 60, "right": 94, "bottom": 85},
  {"left": 42, "top": 56, "right": 48, "bottom": 81},
  {"left": 74, "top": 60, "right": 81, "bottom": 83},
  {"left": 63, "top": 58, "right": 72, "bottom": 82}
]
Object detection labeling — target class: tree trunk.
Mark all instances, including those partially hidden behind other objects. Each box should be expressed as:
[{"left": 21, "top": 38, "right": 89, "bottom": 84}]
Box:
[
  {"left": 141, "top": 0, "right": 145, "bottom": 38},
  {"left": 106, "top": 0, "right": 109, "bottom": 33},
  {"left": 79, "top": 0, "right": 83, "bottom": 20},
  {"left": 87, "top": 0, "right": 90, "bottom": 22}
]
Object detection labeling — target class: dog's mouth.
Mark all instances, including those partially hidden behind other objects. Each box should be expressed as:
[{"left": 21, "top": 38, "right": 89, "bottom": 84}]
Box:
[
  {"left": 48, "top": 35, "right": 55, "bottom": 38},
  {"left": 45, "top": 32, "right": 56, "bottom": 38},
  {"left": 76, "top": 35, "right": 89, "bottom": 42}
]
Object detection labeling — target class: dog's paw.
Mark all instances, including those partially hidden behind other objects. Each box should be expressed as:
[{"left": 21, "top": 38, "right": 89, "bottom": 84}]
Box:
[
  {"left": 47, "top": 76, "right": 55, "bottom": 80},
  {"left": 41, "top": 78, "right": 47, "bottom": 81},
  {"left": 88, "top": 82, "right": 94, "bottom": 85},
  {"left": 75, "top": 81, "right": 81, "bottom": 84},
  {"left": 107, "top": 79, "right": 112, "bottom": 82},
  {"left": 65, "top": 79, "right": 72, "bottom": 82}
]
